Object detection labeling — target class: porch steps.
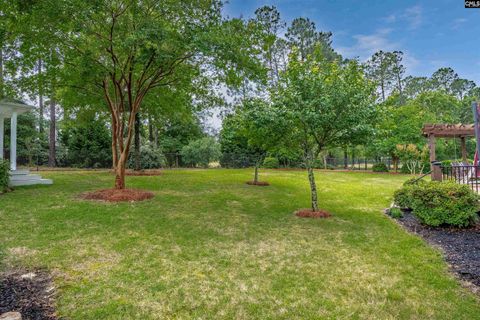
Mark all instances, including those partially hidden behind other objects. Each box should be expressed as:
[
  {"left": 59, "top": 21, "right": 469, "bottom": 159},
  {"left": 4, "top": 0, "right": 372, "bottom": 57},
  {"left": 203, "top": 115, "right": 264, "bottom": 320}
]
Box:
[{"left": 9, "top": 170, "right": 53, "bottom": 187}]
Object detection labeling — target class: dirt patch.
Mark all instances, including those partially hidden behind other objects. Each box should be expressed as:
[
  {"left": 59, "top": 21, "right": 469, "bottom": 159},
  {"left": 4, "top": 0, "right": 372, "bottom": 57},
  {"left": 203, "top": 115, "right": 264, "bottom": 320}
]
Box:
[
  {"left": 0, "top": 270, "right": 58, "bottom": 320},
  {"left": 81, "top": 188, "right": 154, "bottom": 202},
  {"left": 295, "top": 209, "right": 332, "bottom": 218},
  {"left": 125, "top": 170, "right": 162, "bottom": 176},
  {"left": 392, "top": 210, "right": 480, "bottom": 291},
  {"left": 246, "top": 181, "right": 270, "bottom": 186}
]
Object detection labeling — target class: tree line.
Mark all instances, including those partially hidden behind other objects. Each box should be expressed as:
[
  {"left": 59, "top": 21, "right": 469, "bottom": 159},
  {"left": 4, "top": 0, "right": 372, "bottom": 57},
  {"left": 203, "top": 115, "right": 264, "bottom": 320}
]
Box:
[{"left": 0, "top": 2, "right": 479, "bottom": 209}]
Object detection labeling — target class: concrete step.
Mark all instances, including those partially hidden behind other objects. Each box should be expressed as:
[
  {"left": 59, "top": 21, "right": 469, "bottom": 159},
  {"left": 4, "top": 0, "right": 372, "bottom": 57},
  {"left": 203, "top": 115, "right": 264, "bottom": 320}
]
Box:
[
  {"left": 10, "top": 174, "right": 42, "bottom": 181},
  {"left": 9, "top": 178, "right": 53, "bottom": 187},
  {"left": 10, "top": 169, "right": 30, "bottom": 176}
]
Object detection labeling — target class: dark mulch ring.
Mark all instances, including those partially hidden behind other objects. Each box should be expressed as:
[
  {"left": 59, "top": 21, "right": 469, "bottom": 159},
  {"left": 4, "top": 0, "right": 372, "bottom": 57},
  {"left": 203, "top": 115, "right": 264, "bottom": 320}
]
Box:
[
  {"left": 295, "top": 209, "right": 332, "bottom": 218},
  {"left": 0, "top": 270, "right": 58, "bottom": 320},
  {"left": 124, "top": 170, "right": 163, "bottom": 176},
  {"left": 246, "top": 181, "right": 270, "bottom": 186},
  {"left": 389, "top": 210, "right": 480, "bottom": 291},
  {"left": 81, "top": 188, "right": 154, "bottom": 202}
]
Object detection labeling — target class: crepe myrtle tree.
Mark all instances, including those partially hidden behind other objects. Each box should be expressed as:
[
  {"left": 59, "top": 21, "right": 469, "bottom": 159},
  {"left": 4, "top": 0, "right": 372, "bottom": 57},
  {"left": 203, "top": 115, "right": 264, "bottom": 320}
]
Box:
[
  {"left": 19, "top": 0, "right": 265, "bottom": 189},
  {"left": 272, "top": 48, "right": 376, "bottom": 212}
]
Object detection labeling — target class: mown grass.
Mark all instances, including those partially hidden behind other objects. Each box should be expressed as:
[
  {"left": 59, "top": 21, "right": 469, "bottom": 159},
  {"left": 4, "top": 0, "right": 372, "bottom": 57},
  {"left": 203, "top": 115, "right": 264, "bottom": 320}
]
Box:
[{"left": 0, "top": 169, "right": 479, "bottom": 319}]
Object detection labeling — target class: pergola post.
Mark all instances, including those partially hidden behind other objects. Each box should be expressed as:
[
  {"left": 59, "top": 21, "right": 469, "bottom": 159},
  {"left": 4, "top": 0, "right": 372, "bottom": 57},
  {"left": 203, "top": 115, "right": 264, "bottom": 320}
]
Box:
[
  {"left": 429, "top": 134, "right": 442, "bottom": 181},
  {"left": 10, "top": 111, "right": 17, "bottom": 171},
  {"left": 460, "top": 136, "right": 467, "bottom": 163},
  {"left": 0, "top": 116, "right": 4, "bottom": 160}
]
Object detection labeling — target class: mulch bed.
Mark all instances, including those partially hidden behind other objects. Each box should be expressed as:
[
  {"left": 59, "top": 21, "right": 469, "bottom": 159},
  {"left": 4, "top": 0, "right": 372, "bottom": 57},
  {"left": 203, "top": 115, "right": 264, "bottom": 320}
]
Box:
[
  {"left": 295, "top": 209, "right": 331, "bottom": 218},
  {"left": 124, "top": 170, "right": 163, "bottom": 176},
  {"left": 0, "top": 270, "right": 58, "bottom": 320},
  {"left": 392, "top": 210, "right": 480, "bottom": 290},
  {"left": 246, "top": 181, "right": 270, "bottom": 186},
  {"left": 81, "top": 188, "right": 154, "bottom": 202}
]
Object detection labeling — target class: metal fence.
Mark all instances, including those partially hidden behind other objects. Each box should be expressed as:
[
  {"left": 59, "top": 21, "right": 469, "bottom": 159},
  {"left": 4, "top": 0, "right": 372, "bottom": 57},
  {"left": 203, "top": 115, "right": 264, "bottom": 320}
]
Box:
[{"left": 441, "top": 165, "right": 480, "bottom": 192}]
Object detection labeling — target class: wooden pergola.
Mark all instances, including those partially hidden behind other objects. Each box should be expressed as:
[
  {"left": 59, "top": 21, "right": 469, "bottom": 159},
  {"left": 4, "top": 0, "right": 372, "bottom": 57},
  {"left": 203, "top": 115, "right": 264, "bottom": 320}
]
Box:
[{"left": 422, "top": 124, "right": 475, "bottom": 181}]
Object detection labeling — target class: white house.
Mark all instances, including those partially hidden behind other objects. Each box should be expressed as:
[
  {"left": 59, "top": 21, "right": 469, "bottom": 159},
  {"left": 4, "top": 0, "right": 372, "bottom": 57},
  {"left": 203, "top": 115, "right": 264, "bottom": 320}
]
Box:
[{"left": 0, "top": 99, "right": 52, "bottom": 186}]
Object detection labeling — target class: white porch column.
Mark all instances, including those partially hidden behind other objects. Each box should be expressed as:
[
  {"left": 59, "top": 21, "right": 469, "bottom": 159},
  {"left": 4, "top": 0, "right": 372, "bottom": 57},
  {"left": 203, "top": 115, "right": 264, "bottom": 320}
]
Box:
[
  {"left": 10, "top": 112, "right": 17, "bottom": 171},
  {"left": 0, "top": 116, "right": 4, "bottom": 160}
]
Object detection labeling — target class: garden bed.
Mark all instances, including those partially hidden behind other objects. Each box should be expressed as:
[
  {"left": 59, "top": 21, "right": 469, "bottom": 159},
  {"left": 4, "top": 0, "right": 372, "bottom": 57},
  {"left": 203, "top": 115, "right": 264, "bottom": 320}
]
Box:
[
  {"left": 0, "top": 270, "right": 58, "bottom": 320},
  {"left": 392, "top": 210, "right": 480, "bottom": 291},
  {"left": 81, "top": 188, "right": 154, "bottom": 202},
  {"left": 246, "top": 181, "right": 270, "bottom": 186}
]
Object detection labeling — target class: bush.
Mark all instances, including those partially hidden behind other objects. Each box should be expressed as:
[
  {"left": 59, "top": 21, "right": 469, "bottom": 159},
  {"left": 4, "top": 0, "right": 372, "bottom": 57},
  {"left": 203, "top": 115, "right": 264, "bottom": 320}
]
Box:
[
  {"left": 372, "top": 163, "right": 388, "bottom": 172},
  {"left": 181, "top": 137, "right": 221, "bottom": 168},
  {"left": 389, "top": 207, "right": 403, "bottom": 219},
  {"left": 393, "top": 185, "right": 415, "bottom": 209},
  {"left": 127, "top": 142, "right": 166, "bottom": 169},
  {"left": 263, "top": 157, "right": 279, "bottom": 169},
  {"left": 0, "top": 159, "right": 9, "bottom": 193},
  {"left": 394, "top": 181, "right": 479, "bottom": 227}
]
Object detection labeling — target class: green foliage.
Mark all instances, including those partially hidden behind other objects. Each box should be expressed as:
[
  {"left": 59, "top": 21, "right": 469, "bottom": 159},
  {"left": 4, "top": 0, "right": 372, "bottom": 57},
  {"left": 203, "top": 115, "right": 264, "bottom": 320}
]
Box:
[
  {"left": 393, "top": 184, "right": 415, "bottom": 208},
  {"left": 394, "top": 181, "right": 479, "bottom": 227},
  {"left": 389, "top": 207, "right": 403, "bottom": 219},
  {"left": 263, "top": 157, "right": 279, "bottom": 169},
  {"left": 59, "top": 118, "right": 112, "bottom": 168},
  {"left": 181, "top": 137, "right": 221, "bottom": 168},
  {"left": 0, "top": 159, "right": 9, "bottom": 192},
  {"left": 372, "top": 163, "right": 389, "bottom": 172},
  {"left": 127, "top": 142, "right": 165, "bottom": 170}
]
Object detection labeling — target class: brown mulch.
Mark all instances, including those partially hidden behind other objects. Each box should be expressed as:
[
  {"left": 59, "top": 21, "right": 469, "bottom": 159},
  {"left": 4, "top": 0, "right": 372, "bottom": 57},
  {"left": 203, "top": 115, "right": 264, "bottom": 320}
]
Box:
[
  {"left": 124, "top": 170, "right": 163, "bottom": 176},
  {"left": 246, "top": 181, "right": 270, "bottom": 186},
  {"left": 0, "top": 270, "right": 58, "bottom": 320},
  {"left": 81, "top": 188, "right": 154, "bottom": 202},
  {"left": 295, "top": 209, "right": 332, "bottom": 218}
]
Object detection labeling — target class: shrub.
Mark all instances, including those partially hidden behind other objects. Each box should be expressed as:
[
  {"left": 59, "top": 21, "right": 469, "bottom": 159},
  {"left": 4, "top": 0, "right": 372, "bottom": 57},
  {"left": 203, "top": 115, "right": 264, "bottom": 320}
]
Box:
[
  {"left": 181, "top": 137, "right": 221, "bottom": 168},
  {"left": 394, "top": 181, "right": 479, "bottom": 227},
  {"left": 263, "top": 157, "right": 279, "bottom": 169},
  {"left": 389, "top": 207, "right": 403, "bottom": 219},
  {"left": 393, "top": 185, "right": 415, "bottom": 209},
  {"left": 128, "top": 142, "right": 166, "bottom": 169},
  {"left": 0, "top": 159, "right": 10, "bottom": 193},
  {"left": 372, "top": 163, "right": 388, "bottom": 172}
]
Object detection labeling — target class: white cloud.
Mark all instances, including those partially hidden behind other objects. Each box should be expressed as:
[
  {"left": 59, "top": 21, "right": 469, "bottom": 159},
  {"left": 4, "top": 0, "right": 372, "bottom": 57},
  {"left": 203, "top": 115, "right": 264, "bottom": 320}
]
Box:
[
  {"left": 452, "top": 18, "right": 467, "bottom": 30},
  {"left": 382, "top": 5, "right": 423, "bottom": 30},
  {"left": 402, "top": 5, "right": 423, "bottom": 29},
  {"left": 337, "top": 28, "right": 399, "bottom": 60}
]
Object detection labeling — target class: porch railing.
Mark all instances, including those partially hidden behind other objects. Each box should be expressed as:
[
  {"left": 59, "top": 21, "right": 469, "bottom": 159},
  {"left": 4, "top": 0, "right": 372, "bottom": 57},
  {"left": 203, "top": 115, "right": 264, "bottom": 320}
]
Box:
[{"left": 441, "top": 165, "right": 480, "bottom": 192}]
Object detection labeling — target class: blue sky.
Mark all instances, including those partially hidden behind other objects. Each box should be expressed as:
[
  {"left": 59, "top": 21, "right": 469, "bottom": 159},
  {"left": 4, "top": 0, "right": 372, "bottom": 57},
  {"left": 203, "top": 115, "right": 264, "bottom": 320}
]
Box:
[{"left": 223, "top": 0, "right": 480, "bottom": 84}]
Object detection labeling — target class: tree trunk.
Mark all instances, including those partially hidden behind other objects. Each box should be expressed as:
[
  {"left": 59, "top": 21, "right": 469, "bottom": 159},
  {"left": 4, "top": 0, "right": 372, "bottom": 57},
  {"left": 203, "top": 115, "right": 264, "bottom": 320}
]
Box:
[
  {"left": 148, "top": 116, "right": 154, "bottom": 143},
  {"left": 253, "top": 164, "right": 259, "bottom": 183},
  {"left": 343, "top": 148, "right": 348, "bottom": 169},
  {"left": 393, "top": 155, "right": 399, "bottom": 173},
  {"left": 0, "top": 47, "right": 4, "bottom": 98},
  {"left": 115, "top": 154, "right": 126, "bottom": 189},
  {"left": 48, "top": 98, "right": 56, "bottom": 167},
  {"left": 38, "top": 59, "right": 44, "bottom": 133},
  {"left": 307, "top": 164, "right": 319, "bottom": 212},
  {"left": 134, "top": 112, "right": 141, "bottom": 171}
]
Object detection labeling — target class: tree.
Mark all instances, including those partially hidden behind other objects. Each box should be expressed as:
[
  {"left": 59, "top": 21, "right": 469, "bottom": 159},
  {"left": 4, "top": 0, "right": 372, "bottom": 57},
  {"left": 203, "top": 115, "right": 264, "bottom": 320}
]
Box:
[
  {"left": 272, "top": 48, "right": 376, "bottom": 211},
  {"left": 365, "top": 50, "right": 405, "bottom": 102},
  {"left": 14, "top": 0, "right": 264, "bottom": 189},
  {"left": 431, "top": 67, "right": 458, "bottom": 93},
  {"left": 235, "top": 98, "right": 284, "bottom": 184},
  {"left": 181, "top": 137, "right": 221, "bottom": 168},
  {"left": 403, "top": 76, "right": 431, "bottom": 99},
  {"left": 285, "top": 18, "right": 339, "bottom": 62}
]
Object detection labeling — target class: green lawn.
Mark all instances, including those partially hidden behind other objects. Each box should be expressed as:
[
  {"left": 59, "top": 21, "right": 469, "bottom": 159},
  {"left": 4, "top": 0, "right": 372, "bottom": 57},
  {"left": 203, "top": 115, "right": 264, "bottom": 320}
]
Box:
[{"left": 1, "top": 169, "right": 479, "bottom": 319}]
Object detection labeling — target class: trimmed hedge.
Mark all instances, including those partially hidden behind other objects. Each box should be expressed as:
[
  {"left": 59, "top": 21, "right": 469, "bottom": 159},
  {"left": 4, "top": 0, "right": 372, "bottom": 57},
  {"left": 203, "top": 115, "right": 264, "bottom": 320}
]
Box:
[
  {"left": 263, "top": 157, "right": 279, "bottom": 169},
  {"left": 0, "top": 159, "right": 9, "bottom": 193},
  {"left": 394, "top": 180, "right": 479, "bottom": 227},
  {"left": 372, "top": 163, "right": 388, "bottom": 172}
]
